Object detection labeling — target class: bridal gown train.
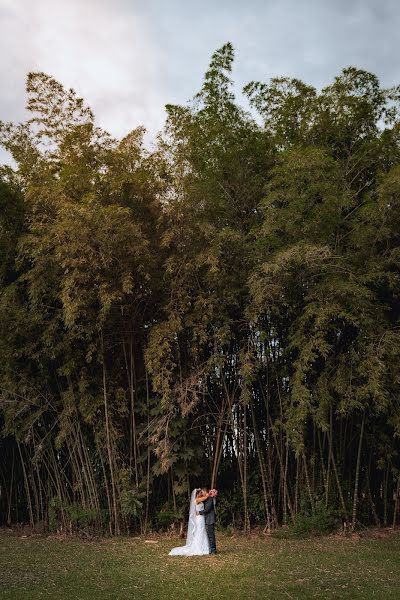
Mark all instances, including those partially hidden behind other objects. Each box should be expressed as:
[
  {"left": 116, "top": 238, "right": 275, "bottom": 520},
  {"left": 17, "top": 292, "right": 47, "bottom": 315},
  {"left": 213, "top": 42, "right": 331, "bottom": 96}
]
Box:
[{"left": 169, "top": 491, "right": 210, "bottom": 556}]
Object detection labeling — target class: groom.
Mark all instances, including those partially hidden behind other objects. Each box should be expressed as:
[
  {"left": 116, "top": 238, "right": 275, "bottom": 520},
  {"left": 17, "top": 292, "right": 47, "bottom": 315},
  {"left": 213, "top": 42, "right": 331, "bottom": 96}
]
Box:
[{"left": 198, "top": 487, "right": 217, "bottom": 554}]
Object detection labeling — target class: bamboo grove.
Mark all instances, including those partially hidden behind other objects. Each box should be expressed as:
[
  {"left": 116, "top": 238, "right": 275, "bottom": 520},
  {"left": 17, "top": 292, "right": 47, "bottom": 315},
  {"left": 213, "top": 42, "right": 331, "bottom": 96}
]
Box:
[{"left": 1, "top": 44, "right": 400, "bottom": 536}]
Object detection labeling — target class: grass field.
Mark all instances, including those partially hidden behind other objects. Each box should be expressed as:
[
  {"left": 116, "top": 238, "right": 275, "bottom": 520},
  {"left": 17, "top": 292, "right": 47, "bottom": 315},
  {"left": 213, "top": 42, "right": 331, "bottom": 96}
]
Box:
[{"left": 1, "top": 530, "right": 400, "bottom": 599}]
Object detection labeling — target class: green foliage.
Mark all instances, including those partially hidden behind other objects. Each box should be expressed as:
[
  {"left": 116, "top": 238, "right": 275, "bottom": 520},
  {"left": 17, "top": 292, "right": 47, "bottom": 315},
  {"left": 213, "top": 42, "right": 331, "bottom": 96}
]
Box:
[
  {"left": 119, "top": 468, "right": 144, "bottom": 519},
  {"left": 156, "top": 507, "right": 184, "bottom": 530},
  {"left": 48, "top": 497, "right": 61, "bottom": 532},
  {"left": 49, "top": 497, "right": 97, "bottom": 534},
  {"left": 1, "top": 43, "right": 400, "bottom": 537},
  {"left": 64, "top": 503, "right": 97, "bottom": 530},
  {"left": 290, "top": 502, "right": 338, "bottom": 538}
]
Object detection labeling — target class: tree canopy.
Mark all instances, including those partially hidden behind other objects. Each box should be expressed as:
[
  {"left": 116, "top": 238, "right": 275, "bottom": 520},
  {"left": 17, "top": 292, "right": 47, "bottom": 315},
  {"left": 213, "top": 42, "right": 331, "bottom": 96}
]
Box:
[{"left": 1, "top": 44, "right": 400, "bottom": 535}]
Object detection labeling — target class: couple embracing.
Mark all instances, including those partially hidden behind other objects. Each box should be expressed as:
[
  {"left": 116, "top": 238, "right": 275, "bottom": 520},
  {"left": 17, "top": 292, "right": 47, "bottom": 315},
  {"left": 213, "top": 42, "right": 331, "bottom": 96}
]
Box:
[{"left": 169, "top": 487, "right": 217, "bottom": 556}]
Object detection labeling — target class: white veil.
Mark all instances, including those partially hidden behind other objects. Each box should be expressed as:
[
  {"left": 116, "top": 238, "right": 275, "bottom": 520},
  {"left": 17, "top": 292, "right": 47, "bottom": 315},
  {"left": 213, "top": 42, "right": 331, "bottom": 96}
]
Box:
[
  {"left": 168, "top": 488, "right": 209, "bottom": 555},
  {"left": 185, "top": 489, "right": 197, "bottom": 546}
]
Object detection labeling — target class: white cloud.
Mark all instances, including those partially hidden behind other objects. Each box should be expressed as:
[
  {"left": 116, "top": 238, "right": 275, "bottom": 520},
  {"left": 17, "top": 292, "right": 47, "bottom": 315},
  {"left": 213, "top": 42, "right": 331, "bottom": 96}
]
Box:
[{"left": 1, "top": 0, "right": 163, "bottom": 139}]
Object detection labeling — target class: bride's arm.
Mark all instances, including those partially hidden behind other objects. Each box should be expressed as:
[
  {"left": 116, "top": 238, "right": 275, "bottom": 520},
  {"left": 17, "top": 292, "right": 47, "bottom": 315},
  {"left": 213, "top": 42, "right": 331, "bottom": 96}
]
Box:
[{"left": 195, "top": 493, "right": 209, "bottom": 504}]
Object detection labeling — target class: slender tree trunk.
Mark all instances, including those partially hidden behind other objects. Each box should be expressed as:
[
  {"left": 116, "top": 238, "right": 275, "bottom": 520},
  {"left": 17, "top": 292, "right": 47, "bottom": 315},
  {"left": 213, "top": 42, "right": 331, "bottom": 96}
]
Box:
[
  {"left": 243, "top": 403, "right": 249, "bottom": 532},
  {"left": 211, "top": 395, "right": 228, "bottom": 488},
  {"left": 17, "top": 440, "right": 34, "bottom": 529},
  {"left": 318, "top": 430, "right": 329, "bottom": 507},
  {"left": 7, "top": 446, "right": 15, "bottom": 526},
  {"left": 328, "top": 407, "right": 348, "bottom": 522},
  {"left": 123, "top": 333, "right": 139, "bottom": 487},
  {"left": 145, "top": 362, "right": 151, "bottom": 534},
  {"left": 99, "top": 449, "right": 113, "bottom": 536},
  {"left": 392, "top": 476, "right": 400, "bottom": 529},
  {"left": 250, "top": 398, "right": 271, "bottom": 531},
  {"left": 101, "top": 330, "right": 119, "bottom": 535},
  {"left": 303, "top": 452, "right": 315, "bottom": 513},
  {"left": 383, "top": 465, "right": 389, "bottom": 528},
  {"left": 367, "top": 478, "right": 380, "bottom": 527},
  {"left": 351, "top": 411, "right": 365, "bottom": 532}
]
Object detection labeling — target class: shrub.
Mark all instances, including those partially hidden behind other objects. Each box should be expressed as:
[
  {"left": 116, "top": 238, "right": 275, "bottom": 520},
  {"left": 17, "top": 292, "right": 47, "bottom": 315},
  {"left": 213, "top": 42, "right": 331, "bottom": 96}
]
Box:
[{"left": 291, "top": 501, "right": 338, "bottom": 537}]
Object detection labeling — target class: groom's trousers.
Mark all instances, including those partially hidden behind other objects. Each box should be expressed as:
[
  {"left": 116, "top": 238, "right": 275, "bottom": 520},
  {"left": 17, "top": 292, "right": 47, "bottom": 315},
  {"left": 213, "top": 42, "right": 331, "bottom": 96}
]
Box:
[{"left": 206, "top": 523, "right": 217, "bottom": 554}]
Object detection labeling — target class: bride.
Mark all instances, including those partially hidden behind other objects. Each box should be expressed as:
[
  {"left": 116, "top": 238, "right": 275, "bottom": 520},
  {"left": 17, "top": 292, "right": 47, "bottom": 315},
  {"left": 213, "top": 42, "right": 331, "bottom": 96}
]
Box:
[{"left": 168, "top": 489, "right": 210, "bottom": 556}]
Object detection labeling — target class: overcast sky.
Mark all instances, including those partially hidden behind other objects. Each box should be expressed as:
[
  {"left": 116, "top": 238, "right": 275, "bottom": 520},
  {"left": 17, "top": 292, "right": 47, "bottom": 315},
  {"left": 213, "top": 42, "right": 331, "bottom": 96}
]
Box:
[{"left": 1, "top": 0, "right": 399, "bottom": 158}]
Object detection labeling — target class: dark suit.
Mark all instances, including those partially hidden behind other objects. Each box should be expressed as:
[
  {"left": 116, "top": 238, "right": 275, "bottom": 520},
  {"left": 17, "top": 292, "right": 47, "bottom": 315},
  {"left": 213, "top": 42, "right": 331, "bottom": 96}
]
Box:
[{"left": 199, "top": 497, "right": 217, "bottom": 553}]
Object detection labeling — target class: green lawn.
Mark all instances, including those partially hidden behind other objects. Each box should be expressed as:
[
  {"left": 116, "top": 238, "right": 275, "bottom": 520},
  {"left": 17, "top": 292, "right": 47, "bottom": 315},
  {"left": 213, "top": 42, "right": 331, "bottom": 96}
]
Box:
[{"left": 1, "top": 530, "right": 399, "bottom": 599}]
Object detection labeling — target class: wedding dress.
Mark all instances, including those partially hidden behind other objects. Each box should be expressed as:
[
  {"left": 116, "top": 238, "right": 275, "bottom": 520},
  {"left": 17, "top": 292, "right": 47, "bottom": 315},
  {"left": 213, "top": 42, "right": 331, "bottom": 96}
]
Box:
[{"left": 168, "top": 489, "right": 210, "bottom": 556}]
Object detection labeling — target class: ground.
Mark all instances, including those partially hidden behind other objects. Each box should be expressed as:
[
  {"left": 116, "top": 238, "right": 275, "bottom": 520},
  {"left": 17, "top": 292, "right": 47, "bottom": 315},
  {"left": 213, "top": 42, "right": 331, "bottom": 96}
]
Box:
[{"left": 0, "top": 529, "right": 399, "bottom": 599}]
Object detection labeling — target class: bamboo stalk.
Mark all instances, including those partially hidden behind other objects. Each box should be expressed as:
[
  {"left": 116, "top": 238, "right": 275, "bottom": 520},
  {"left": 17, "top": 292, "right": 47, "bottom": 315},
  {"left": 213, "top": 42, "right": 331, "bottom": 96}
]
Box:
[
  {"left": 351, "top": 410, "right": 365, "bottom": 531},
  {"left": 16, "top": 440, "right": 34, "bottom": 529}
]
